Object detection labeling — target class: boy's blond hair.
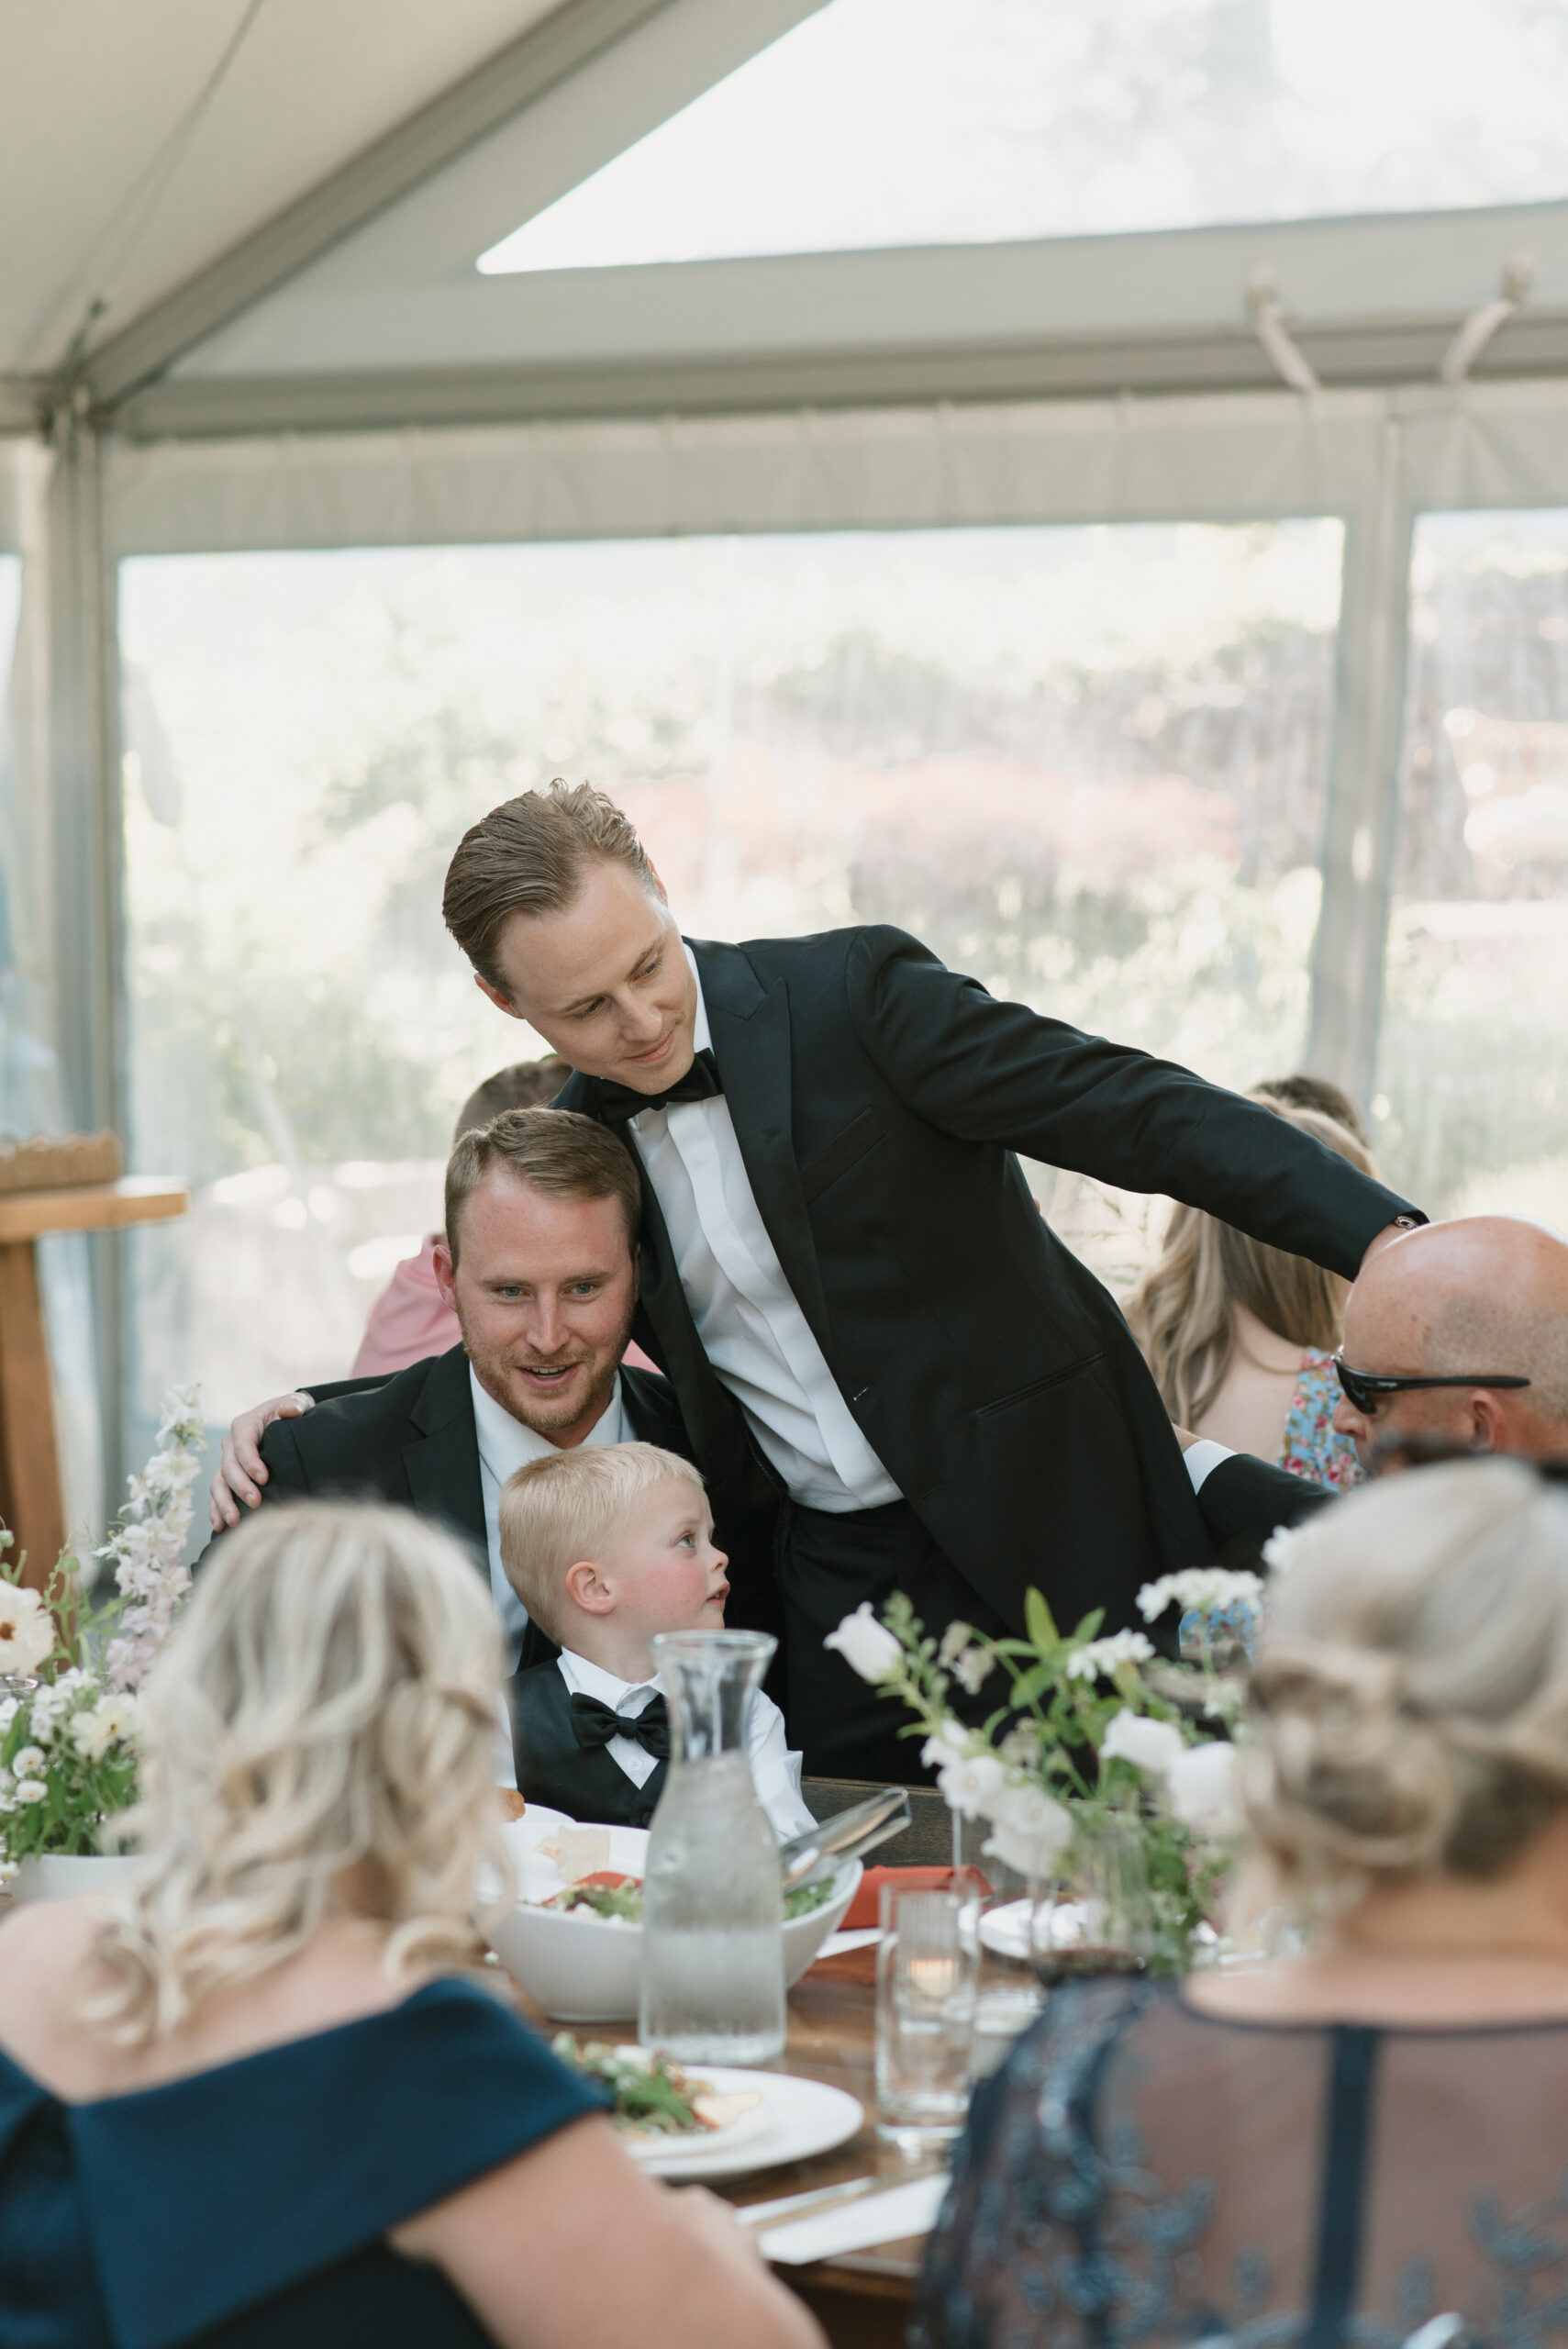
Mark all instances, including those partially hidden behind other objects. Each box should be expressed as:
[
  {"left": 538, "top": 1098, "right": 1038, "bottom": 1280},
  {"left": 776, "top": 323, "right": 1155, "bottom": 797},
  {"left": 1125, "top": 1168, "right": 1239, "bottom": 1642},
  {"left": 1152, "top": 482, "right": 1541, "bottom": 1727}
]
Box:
[{"left": 498, "top": 1442, "right": 706, "bottom": 1642}]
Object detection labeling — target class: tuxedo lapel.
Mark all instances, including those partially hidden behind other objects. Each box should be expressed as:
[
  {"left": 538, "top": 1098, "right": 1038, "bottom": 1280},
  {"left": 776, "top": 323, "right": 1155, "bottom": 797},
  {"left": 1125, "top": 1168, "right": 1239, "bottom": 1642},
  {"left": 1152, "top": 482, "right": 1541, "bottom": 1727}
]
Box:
[
  {"left": 692, "top": 938, "right": 836, "bottom": 1364},
  {"left": 398, "top": 1347, "right": 486, "bottom": 1560}
]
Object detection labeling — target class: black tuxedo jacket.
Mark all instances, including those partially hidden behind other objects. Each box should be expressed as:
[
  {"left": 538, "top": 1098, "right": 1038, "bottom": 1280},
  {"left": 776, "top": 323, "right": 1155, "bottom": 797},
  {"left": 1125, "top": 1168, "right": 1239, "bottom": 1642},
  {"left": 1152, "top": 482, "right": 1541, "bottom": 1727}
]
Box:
[
  {"left": 560, "top": 926, "right": 1413, "bottom": 1642},
  {"left": 249, "top": 1344, "right": 695, "bottom": 1566}
]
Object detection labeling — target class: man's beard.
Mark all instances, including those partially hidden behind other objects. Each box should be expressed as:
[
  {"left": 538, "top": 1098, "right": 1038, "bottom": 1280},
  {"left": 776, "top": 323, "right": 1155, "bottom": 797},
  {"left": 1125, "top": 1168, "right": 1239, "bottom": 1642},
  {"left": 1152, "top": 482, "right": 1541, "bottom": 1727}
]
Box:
[
  {"left": 461, "top": 1300, "right": 638, "bottom": 1438},
  {"left": 506, "top": 1347, "right": 621, "bottom": 1436}
]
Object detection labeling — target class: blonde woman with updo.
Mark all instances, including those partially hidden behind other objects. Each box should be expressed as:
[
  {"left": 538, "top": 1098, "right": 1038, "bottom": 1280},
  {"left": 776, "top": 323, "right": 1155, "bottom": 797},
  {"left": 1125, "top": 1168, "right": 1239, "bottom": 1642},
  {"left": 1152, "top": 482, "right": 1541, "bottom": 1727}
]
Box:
[
  {"left": 0, "top": 1502, "right": 822, "bottom": 2349},
  {"left": 920, "top": 1460, "right": 1568, "bottom": 2349}
]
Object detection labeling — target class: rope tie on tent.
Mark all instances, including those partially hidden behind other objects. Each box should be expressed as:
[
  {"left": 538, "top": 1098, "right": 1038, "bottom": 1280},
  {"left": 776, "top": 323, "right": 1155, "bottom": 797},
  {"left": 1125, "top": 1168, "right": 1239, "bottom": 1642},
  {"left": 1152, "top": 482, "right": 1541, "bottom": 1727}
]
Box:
[
  {"left": 1246, "top": 271, "right": 1318, "bottom": 395},
  {"left": 1440, "top": 254, "right": 1534, "bottom": 385}
]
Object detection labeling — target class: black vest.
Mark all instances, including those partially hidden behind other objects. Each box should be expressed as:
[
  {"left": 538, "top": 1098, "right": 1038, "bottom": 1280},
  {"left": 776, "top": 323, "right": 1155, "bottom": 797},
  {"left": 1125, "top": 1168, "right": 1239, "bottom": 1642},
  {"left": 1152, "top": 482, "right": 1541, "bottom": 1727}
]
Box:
[{"left": 509, "top": 1663, "right": 668, "bottom": 1829}]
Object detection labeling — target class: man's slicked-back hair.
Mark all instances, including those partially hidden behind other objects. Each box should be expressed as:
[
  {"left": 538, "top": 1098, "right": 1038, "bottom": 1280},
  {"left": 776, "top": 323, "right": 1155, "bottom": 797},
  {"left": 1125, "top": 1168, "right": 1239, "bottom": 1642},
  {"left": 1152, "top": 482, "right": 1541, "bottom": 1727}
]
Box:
[
  {"left": 444, "top": 1107, "right": 641, "bottom": 1266},
  {"left": 443, "top": 782, "right": 659, "bottom": 994}
]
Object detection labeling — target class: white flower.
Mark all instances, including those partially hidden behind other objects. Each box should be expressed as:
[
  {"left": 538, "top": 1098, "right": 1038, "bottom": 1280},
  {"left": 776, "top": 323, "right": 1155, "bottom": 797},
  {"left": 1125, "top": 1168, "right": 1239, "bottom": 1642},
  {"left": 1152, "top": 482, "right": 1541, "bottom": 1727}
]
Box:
[
  {"left": 952, "top": 1646, "right": 995, "bottom": 1697},
  {"left": 823, "top": 1604, "right": 904, "bottom": 1685},
  {"left": 15, "top": 1779, "right": 47, "bottom": 1805},
  {"left": 0, "top": 1697, "right": 16, "bottom": 1736},
  {"left": 1137, "top": 1569, "right": 1264, "bottom": 1623},
  {"left": 1099, "top": 1709, "right": 1187, "bottom": 1780},
  {"left": 1261, "top": 1523, "right": 1307, "bottom": 1576},
  {"left": 1065, "top": 1630, "right": 1155, "bottom": 1681},
  {"left": 921, "top": 1726, "right": 968, "bottom": 1771},
  {"left": 11, "top": 1745, "right": 44, "bottom": 1778},
  {"left": 937, "top": 1752, "right": 1008, "bottom": 1819},
  {"left": 1162, "top": 1741, "right": 1244, "bottom": 1834},
  {"left": 0, "top": 1860, "right": 16, "bottom": 1883},
  {"left": 0, "top": 1585, "right": 55, "bottom": 1676},
  {"left": 939, "top": 1621, "right": 974, "bottom": 1666},
  {"left": 982, "top": 1783, "right": 1074, "bottom": 1877},
  {"left": 70, "top": 1694, "right": 140, "bottom": 1763}
]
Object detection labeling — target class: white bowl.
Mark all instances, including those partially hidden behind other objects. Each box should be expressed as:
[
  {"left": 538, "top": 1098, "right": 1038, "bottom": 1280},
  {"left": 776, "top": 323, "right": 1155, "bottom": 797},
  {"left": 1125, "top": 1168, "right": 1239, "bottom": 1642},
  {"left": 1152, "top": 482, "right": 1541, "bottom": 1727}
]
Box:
[{"left": 487, "top": 1842, "right": 862, "bottom": 2023}]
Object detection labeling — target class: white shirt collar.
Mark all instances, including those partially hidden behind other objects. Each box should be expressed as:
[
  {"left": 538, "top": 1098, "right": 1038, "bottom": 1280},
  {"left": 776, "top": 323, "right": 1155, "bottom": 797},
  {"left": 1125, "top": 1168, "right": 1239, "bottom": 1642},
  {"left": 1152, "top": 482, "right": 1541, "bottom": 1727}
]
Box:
[
  {"left": 469, "top": 1364, "right": 626, "bottom": 1479},
  {"left": 687, "top": 942, "right": 713, "bottom": 1052},
  {"left": 556, "top": 1646, "right": 658, "bottom": 1714}
]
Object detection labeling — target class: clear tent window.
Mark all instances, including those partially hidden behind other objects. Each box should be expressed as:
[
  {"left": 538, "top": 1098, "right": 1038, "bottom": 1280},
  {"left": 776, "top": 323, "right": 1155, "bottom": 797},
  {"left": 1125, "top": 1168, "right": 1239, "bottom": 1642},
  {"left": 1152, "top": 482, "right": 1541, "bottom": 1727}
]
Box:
[
  {"left": 118, "top": 518, "right": 1341, "bottom": 1448},
  {"left": 480, "top": 0, "right": 1568, "bottom": 275}
]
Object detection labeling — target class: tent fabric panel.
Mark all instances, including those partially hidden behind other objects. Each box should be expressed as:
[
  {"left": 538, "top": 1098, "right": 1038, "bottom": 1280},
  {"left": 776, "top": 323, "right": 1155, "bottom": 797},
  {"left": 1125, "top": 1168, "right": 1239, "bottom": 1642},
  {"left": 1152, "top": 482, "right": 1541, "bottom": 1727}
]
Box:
[
  {"left": 102, "top": 391, "right": 1398, "bottom": 558},
  {"left": 0, "top": 0, "right": 562, "bottom": 377},
  {"left": 172, "top": 200, "right": 1568, "bottom": 384}
]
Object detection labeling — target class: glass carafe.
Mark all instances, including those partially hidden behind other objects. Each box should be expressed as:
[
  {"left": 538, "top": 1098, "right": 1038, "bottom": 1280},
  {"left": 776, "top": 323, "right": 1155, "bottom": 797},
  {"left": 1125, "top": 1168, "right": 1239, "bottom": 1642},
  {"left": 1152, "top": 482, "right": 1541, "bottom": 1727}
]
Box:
[{"left": 639, "top": 1630, "right": 786, "bottom": 2065}]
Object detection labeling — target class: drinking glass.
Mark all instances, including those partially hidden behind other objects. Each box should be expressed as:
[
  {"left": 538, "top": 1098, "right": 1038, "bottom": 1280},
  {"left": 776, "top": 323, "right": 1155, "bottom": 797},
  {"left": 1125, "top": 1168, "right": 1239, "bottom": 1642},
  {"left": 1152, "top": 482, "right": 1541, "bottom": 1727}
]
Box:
[
  {"left": 639, "top": 1630, "right": 786, "bottom": 2065},
  {"left": 951, "top": 1816, "right": 1045, "bottom": 2077},
  {"left": 875, "top": 1882, "right": 979, "bottom": 2148},
  {"left": 1030, "top": 1810, "right": 1153, "bottom": 1984}
]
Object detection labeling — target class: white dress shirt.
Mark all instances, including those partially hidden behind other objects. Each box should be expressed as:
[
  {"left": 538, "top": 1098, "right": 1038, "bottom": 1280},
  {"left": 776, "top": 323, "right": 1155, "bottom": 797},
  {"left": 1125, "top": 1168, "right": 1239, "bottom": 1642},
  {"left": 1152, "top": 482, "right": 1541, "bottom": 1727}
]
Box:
[
  {"left": 1182, "top": 1439, "right": 1236, "bottom": 1490},
  {"left": 470, "top": 1365, "right": 629, "bottom": 1665},
  {"left": 555, "top": 1647, "right": 816, "bottom": 1841},
  {"left": 624, "top": 952, "right": 899, "bottom": 1513}
]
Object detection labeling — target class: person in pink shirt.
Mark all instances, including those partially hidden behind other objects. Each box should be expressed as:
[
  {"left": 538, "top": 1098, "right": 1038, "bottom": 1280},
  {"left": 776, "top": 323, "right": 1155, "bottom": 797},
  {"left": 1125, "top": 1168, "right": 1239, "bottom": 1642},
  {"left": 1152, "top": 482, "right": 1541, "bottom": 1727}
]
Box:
[{"left": 353, "top": 1057, "right": 655, "bottom": 1376}]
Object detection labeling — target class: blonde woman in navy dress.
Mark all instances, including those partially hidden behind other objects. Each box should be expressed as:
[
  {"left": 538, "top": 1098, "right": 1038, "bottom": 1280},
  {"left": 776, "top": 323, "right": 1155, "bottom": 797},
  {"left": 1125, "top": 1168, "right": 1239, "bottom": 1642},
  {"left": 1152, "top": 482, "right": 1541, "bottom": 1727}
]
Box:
[{"left": 0, "top": 1501, "right": 822, "bottom": 2349}]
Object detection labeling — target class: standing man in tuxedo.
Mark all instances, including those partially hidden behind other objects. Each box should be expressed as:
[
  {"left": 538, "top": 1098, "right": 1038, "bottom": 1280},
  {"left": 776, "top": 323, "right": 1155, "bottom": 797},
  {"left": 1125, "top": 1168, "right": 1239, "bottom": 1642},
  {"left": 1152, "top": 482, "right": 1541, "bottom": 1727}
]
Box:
[{"left": 435, "top": 785, "right": 1422, "bottom": 1779}]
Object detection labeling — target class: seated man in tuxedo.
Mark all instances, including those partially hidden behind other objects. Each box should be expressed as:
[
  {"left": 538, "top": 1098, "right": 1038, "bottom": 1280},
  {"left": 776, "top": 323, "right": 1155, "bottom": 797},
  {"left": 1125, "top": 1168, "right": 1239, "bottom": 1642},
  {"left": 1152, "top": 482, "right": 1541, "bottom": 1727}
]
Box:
[
  {"left": 206, "top": 1107, "right": 773, "bottom": 1676},
  {"left": 500, "top": 1440, "right": 812, "bottom": 1834}
]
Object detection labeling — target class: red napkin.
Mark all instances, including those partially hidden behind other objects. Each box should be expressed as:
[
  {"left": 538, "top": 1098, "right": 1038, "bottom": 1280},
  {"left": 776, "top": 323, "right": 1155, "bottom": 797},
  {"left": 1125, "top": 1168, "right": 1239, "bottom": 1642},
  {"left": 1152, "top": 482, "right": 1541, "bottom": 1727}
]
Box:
[{"left": 840, "top": 1864, "right": 990, "bottom": 1932}]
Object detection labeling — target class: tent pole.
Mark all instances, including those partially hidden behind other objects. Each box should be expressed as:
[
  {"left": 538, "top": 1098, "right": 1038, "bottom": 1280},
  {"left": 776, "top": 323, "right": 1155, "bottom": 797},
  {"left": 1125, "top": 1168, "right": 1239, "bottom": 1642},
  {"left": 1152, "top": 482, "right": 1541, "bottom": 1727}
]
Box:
[
  {"left": 1305, "top": 408, "right": 1413, "bottom": 1108},
  {"left": 44, "top": 407, "right": 126, "bottom": 1518}
]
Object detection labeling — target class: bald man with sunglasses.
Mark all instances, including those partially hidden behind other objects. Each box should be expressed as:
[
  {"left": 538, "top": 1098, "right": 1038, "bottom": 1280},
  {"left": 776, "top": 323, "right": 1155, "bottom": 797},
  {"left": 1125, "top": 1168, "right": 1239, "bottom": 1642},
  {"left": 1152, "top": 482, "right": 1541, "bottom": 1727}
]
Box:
[{"left": 1328, "top": 1216, "right": 1568, "bottom": 1471}]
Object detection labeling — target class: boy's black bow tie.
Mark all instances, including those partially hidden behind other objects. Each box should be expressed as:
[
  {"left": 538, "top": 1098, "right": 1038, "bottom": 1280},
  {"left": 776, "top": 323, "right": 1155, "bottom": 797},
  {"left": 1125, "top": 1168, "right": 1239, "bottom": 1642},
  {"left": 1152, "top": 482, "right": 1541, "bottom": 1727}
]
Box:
[
  {"left": 569, "top": 1691, "right": 671, "bottom": 1760},
  {"left": 589, "top": 1049, "right": 722, "bottom": 1125}
]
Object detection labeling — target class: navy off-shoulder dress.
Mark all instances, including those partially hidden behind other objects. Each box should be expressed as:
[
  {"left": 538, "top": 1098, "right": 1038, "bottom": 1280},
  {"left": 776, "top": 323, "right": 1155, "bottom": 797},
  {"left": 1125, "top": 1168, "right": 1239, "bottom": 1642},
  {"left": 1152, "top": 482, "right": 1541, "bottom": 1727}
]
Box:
[{"left": 0, "top": 1976, "right": 609, "bottom": 2348}]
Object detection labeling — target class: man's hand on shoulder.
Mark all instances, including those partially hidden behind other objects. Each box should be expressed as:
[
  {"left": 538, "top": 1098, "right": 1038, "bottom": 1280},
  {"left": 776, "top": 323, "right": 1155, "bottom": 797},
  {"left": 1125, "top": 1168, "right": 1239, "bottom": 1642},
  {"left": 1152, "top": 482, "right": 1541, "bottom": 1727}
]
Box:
[{"left": 208, "top": 1393, "right": 315, "bottom": 1531}]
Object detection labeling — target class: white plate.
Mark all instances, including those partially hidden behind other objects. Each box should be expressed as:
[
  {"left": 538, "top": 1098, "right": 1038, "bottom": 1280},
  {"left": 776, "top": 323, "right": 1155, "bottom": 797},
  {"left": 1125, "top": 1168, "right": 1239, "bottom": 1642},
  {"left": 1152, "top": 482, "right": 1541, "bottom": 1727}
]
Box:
[
  {"left": 621, "top": 2065, "right": 864, "bottom": 2181},
  {"left": 980, "top": 1897, "right": 1089, "bottom": 1963}
]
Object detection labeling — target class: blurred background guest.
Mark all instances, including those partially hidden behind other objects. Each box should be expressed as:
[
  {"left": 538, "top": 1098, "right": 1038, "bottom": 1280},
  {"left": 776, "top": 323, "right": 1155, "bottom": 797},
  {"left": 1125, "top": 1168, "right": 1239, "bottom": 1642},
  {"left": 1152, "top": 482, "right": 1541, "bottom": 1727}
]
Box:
[
  {"left": 1251, "top": 1069, "right": 1369, "bottom": 1145},
  {"left": 1332, "top": 1213, "right": 1568, "bottom": 1471},
  {"left": 1129, "top": 1083, "right": 1373, "bottom": 1489},
  {"left": 353, "top": 1056, "right": 572, "bottom": 1375},
  {"left": 0, "top": 1501, "right": 821, "bottom": 2349},
  {"left": 921, "top": 1459, "right": 1568, "bottom": 2349}
]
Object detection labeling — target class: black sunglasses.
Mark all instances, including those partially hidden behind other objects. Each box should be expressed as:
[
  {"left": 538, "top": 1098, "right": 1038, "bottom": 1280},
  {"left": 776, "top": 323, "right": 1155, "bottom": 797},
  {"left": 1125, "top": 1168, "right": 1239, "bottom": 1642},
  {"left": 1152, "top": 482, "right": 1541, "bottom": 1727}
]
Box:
[{"left": 1333, "top": 1349, "right": 1531, "bottom": 1417}]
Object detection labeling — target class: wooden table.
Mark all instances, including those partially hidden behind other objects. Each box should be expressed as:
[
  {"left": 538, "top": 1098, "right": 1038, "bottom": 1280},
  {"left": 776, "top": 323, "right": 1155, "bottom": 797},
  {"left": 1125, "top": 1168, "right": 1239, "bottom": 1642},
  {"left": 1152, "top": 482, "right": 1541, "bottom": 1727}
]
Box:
[
  {"left": 514, "top": 1956, "right": 931, "bottom": 2349},
  {"left": 0, "top": 1178, "right": 189, "bottom": 1584}
]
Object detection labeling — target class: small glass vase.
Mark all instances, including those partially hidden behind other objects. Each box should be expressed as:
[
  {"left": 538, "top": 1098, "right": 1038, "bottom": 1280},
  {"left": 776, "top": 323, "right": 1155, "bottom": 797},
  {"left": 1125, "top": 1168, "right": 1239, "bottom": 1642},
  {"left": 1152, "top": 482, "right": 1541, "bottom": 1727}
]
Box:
[
  {"left": 1031, "top": 1809, "right": 1154, "bottom": 1984},
  {"left": 639, "top": 1630, "right": 786, "bottom": 2065}
]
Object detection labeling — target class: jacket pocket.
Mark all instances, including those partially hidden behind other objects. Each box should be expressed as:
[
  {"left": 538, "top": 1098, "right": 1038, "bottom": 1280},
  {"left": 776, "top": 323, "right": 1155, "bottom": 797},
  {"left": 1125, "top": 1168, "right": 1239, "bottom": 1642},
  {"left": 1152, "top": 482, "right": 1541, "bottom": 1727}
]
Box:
[
  {"left": 800, "top": 1109, "right": 886, "bottom": 1204},
  {"left": 974, "top": 1353, "right": 1104, "bottom": 1419}
]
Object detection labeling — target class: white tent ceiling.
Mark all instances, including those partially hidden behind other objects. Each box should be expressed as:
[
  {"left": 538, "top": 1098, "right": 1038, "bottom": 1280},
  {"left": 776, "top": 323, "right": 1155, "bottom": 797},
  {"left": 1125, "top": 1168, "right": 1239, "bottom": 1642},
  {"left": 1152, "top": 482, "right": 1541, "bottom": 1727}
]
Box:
[{"left": 6, "top": 0, "right": 1568, "bottom": 443}]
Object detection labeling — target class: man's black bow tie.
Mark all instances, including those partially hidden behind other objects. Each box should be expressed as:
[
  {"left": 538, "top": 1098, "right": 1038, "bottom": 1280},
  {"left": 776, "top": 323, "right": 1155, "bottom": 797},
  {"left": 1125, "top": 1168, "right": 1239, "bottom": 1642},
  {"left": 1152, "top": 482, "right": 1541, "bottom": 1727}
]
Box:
[
  {"left": 569, "top": 1690, "right": 672, "bottom": 1761},
  {"left": 590, "top": 1048, "right": 723, "bottom": 1126}
]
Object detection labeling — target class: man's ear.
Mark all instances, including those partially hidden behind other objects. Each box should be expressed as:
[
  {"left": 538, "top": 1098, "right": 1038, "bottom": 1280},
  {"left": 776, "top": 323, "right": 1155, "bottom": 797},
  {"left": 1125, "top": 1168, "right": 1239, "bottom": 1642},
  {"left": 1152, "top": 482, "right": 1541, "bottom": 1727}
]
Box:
[
  {"left": 476, "top": 972, "right": 522, "bottom": 1019},
  {"left": 432, "top": 1238, "right": 457, "bottom": 1308},
  {"left": 1471, "top": 1390, "right": 1510, "bottom": 1453},
  {"left": 564, "top": 1558, "right": 615, "bottom": 1617}
]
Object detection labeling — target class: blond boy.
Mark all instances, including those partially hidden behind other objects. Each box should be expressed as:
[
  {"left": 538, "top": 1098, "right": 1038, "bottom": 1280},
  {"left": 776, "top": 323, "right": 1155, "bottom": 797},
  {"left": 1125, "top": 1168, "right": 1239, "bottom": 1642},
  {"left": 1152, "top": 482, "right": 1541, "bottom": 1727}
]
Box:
[{"left": 501, "top": 1442, "right": 813, "bottom": 1835}]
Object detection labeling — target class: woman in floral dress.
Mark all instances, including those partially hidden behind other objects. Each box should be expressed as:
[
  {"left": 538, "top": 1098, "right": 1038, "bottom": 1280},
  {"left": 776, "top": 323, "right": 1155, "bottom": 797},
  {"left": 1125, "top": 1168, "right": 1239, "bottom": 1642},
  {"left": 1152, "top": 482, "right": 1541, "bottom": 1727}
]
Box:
[{"left": 1127, "top": 1084, "right": 1374, "bottom": 1496}]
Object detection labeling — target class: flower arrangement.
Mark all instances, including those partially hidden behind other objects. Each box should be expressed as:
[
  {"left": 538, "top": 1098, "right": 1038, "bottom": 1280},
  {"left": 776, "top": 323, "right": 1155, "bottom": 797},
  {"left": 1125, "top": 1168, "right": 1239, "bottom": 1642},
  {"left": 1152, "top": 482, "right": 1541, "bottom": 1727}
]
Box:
[
  {"left": 0, "top": 1384, "right": 204, "bottom": 1878},
  {"left": 826, "top": 1565, "right": 1264, "bottom": 1972}
]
